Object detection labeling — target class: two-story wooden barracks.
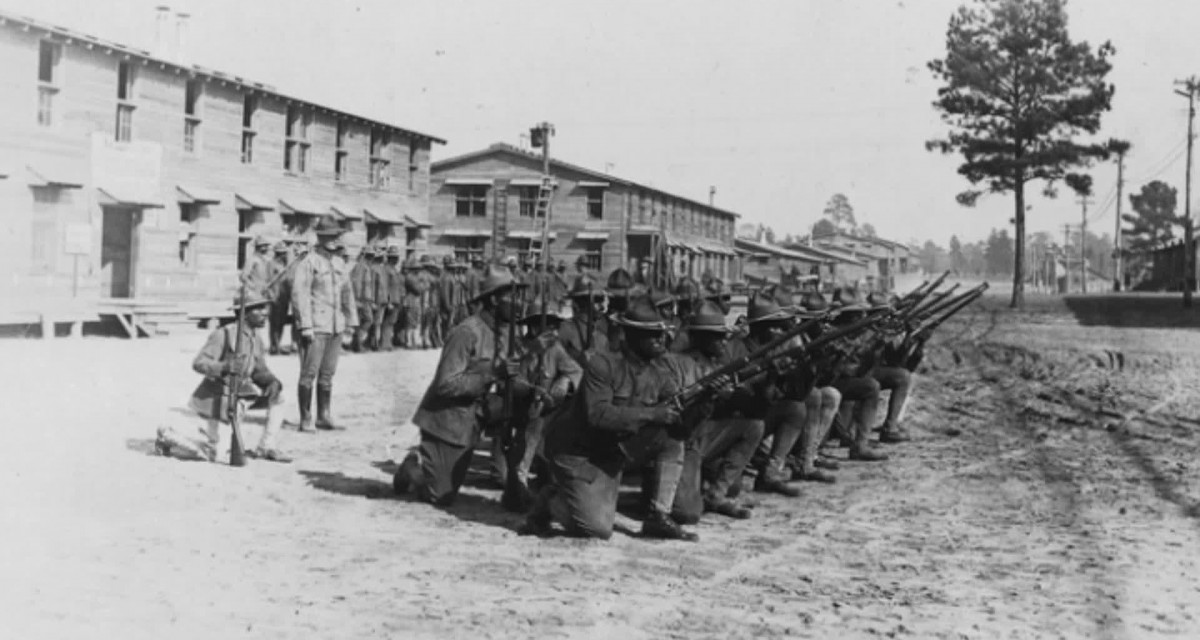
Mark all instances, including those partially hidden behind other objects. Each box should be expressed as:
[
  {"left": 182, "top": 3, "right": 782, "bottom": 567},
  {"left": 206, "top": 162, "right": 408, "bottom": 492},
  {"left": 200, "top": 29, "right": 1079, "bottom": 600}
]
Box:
[
  {"left": 429, "top": 143, "right": 740, "bottom": 281},
  {"left": 0, "top": 9, "right": 442, "bottom": 306}
]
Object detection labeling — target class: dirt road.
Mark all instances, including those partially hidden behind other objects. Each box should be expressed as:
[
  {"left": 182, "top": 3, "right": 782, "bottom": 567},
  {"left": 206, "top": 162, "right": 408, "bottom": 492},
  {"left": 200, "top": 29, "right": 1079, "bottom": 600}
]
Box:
[{"left": 1, "top": 293, "right": 1198, "bottom": 639}]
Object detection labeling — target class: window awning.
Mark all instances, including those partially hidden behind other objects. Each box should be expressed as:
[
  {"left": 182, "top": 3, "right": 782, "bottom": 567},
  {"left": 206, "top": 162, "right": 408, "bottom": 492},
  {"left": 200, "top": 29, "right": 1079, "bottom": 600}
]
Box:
[
  {"left": 699, "top": 241, "right": 736, "bottom": 256},
  {"left": 404, "top": 214, "right": 432, "bottom": 229},
  {"left": 176, "top": 185, "right": 222, "bottom": 205},
  {"left": 441, "top": 228, "right": 492, "bottom": 238},
  {"left": 363, "top": 206, "right": 404, "bottom": 225},
  {"left": 443, "top": 177, "right": 494, "bottom": 186},
  {"left": 26, "top": 165, "right": 84, "bottom": 189},
  {"left": 97, "top": 186, "right": 164, "bottom": 209},
  {"left": 278, "top": 197, "right": 327, "bottom": 216},
  {"left": 508, "top": 177, "right": 556, "bottom": 187},
  {"left": 574, "top": 231, "right": 610, "bottom": 241},
  {"left": 506, "top": 230, "right": 558, "bottom": 240},
  {"left": 235, "top": 192, "right": 274, "bottom": 210},
  {"left": 577, "top": 181, "right": 609, "bottom": 188},
  {"left": 330, "top": 204, "right": 363, "bottom": 221}
]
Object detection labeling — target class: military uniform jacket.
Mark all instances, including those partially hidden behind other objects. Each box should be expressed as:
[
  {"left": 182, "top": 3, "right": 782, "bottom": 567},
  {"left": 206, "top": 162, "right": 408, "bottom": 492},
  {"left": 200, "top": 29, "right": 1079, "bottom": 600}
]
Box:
[
  {"left": 544, "top": 348, "right": 679, "bottom": 469},
  {"left": 438, "top": 272, "right": 456, "bottom": 314},
  {"left": 386, "top": 264, "right": 405, "bottom": 305},
  {"left": 371, "top": 261, "right": 390, "bottom": 306},
  {"left": 241, "top": 254, "right": 273, "bottom": 295},
  {"left": 266, "top": 257, "right": 292, "bottom": 307},
  {"left": 189, "top": 322, "right": 273, "bottom": 422},
  {"left": 519, "top": 340, "right": 584, "bottom": 403},
  {"left": 350, "top": 259, "right": 376, "bottom": 305},
  {"left": 465, "top": 269, "right": 483, "bottom": 302},
  {"left": 293, "top": 252, "right": 359, "bottom": 334},
  {"left": 558, "top": 314, "right": 609, "bottom": 368},
  {"left": 412, "top": 311, "right": 512, "bottom": 446}
]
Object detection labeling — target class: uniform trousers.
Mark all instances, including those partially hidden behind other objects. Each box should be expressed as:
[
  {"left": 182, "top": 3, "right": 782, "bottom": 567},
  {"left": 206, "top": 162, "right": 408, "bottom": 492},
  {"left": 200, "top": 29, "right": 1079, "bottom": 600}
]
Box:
[
  {"left": 673, "top": 417, "right": 764, "bottom": 524},
  {"left": 298, "top": 332, "right": 341, "bottom": 389}
]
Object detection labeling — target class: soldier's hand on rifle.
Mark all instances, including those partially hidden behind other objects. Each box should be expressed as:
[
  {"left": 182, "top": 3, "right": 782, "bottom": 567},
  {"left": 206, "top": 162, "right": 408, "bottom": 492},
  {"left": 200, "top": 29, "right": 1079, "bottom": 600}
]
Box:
[
  {"left": 492, "top": 358, "right": 521, "bottom": 380},
  {"left": 548, "top": 378, "right": 572, "bottom": 404},
  {"left": 299, "top": 328, "right": 314, "bottom": 344},
  {"left": 222, "top": 354, "right": 252, "bottom": 375},
  {"left": 648, "top": 404, "right": 681, "bottom": 426}
]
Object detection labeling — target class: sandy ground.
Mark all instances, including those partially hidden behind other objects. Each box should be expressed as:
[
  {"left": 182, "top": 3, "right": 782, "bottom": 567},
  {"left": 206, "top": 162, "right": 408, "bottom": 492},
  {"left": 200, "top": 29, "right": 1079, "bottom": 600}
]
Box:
[{"left": 1, "top": 293, "right": 1199, "bottom": 639}]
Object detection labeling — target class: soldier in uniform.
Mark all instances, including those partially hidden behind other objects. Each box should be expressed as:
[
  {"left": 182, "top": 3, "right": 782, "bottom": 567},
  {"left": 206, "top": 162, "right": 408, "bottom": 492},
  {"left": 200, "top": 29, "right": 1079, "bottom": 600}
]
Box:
[
  {"left": 452, "top": 259, "right": 471, "bottom": 326},
  {"left": 669, "top": 300, "right": 762, "bottom": 522},
  {"left": 438, "top": 255, "right": 458, "bottom": 343},
  {"left": 557, "top": 274, "right": 608, "bottom": 367},
  {"left": 788, "top": 291, "right": 843, "bottom": 483},
  {"left": 240, "top": 235, "right": 273, "bottom": 294},
  {"left": 604, "top": 267, "right": 637, "bottom": 351},
  {"left": 154, "top": 290, "right": 292, "bottom": 463},
  {"left": 826, "top": 288, "right": 889, "bottom": 462},
  {"left": 550, "top": 259, "right": 570, "bottom": 307},
  {"left": 500, "top": 298, "right": 584, "bottom": 512},
  {"left": 267, "top": 241, "right": 294, "bottom": 355},
  {"left": 867, "top": 291, "right": 915, "bottom": 444},
  {"left": 369, "top": 245, "right": 390, "bottom": 351},
  {"left": 574, "top": 254, "right": 590, "bottom": 279},
  {"left": 381, "top": 246, "right": 405, "bottom": 351},
  {"left": 422, "top": 257, "right": 444, "bottom": 349},
  {"left": 727, "top": 297, "right": 805, "bottom": 497},
  {"left": 523, "top": 296, "right": 697, "bottom": 541},
  {"left": 292, "top": 218, "right": 359, "bottom": 432},
  {"left": 466, "top": 257, "right": 485, "bottom": 315},
  {"left": 349, "top": 246, "right": 376, "bottom": 353},
  {"left": 403, "top": 258, "right": 424, "bottom": 349},
  {"left": 392, "top": 266, "right": 526, "bottom": 506}
]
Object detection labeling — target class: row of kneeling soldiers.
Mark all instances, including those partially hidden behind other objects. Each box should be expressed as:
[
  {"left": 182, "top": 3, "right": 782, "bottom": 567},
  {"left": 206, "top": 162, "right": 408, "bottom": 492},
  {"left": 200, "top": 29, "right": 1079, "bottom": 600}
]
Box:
[{"left": 392, "top": 264, "right": 929, "bottom": 542}]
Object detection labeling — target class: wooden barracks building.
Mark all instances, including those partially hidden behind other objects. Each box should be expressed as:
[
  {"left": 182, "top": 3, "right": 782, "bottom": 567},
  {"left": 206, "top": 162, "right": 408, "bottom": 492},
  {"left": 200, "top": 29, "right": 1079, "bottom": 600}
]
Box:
[
  {"left": 429, "top": 143, "right": 740, "bottom": 281},
  {"left": 0, "top": 8, "right": 441, "bottom": 316}
]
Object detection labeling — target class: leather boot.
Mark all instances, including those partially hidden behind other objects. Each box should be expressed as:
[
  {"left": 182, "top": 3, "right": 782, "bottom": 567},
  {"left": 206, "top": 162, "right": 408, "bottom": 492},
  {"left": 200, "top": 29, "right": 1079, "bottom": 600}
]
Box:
[
  {"left": 315, "top": 386, "right": 344, "bottom": 431},
  {"left": 879, "top": 422, "right": 912, "bottom": 444},
  {"left": 641, "top": 507, "right": 699, "bottom": 542},
  {"left": 297, "top": 384, "right": 315, "bottom": 433}
]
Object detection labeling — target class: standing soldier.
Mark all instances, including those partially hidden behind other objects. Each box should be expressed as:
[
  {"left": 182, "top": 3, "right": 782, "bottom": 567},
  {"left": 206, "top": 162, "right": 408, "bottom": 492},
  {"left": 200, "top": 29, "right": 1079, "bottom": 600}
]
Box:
[
  {"left": 370, "top": 245, "right": 390, "bottom": 351},
  {"left": 393, "top": 266, "right": 526, "bottom": 506},
  {"left": 466, "top": 256, "right": 485, "bottom": 315},
  {"left": 381, "top": 246, "right": 404, "bottom": 351},
  {"left": 439, "top": 255, "right": 457, "bottom": 342},
  {"left": 551, "top": 260, "right": 570, "bottom": 308},
  {"left": 452, "top": 259, "right": 470, "bottom": 326},
  {"left": 349, "top": 246, "right": 376, "bottom": 353},
  {"left": 421, "top": 257, "right": 443, "bottom": 349},
  {"left": 266, "top": 241, "right": 294, "bottom": 355},
  {"left": 403, "top": 257, "right": 423, "bottom": 349},
  {"left": 241, "top": 235, "right": 274, "bottom": 294},
  {"left": 604, "top": 267, "right": 636, "bottom": 352},
  {"left": 574, "top": 254, "right": 591, "bottom": 280},
  {"left": 292, "top": 218, "right": 358, "bottom": 432}
]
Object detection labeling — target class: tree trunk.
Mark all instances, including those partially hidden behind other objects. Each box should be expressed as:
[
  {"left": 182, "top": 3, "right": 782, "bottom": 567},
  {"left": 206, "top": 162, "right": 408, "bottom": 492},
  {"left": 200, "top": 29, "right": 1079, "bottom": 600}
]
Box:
[{"left": 1011, "top": 181, "right": 1026, "bottom": 309}]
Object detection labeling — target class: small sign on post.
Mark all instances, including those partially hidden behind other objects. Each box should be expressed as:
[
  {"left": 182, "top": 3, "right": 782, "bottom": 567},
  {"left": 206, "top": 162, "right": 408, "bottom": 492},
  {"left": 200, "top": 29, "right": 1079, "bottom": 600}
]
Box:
[{"left": 64, "top": 223, "right": 91, "bottom": 298}]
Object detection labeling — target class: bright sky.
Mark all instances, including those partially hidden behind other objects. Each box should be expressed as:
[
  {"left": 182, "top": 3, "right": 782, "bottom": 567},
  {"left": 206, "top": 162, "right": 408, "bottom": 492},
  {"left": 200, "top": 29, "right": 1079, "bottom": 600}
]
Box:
[{"left": 7, "top": 0, "right": 1200, "bottom": 247}]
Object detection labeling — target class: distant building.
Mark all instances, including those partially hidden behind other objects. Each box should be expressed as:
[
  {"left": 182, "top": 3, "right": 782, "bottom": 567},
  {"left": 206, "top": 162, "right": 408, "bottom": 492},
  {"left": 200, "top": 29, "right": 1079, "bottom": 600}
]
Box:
[
  {"left": 735, "top": 234, "right": 867, "bottom": 292},
  {"left": 0, "top": 9, "right": 443, "bottom": 304},
  {"left": 429, "top": 143, "right": 739, "bottom": 280},
  {"left": 800, "top": 230, "right": 913, "bottom": 292}
]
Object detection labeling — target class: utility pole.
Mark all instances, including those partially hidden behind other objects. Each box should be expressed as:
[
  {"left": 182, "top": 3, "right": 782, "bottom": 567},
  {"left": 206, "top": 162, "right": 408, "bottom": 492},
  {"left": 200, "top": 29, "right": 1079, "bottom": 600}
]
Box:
[
  {"left": 1175, "top": 77, "right": 1198, "bottom": 307},
  {"left": 1114, "top": 146, "right": 1127, "bottom": 291},
  {"left": 709, "top": 186, "right": 716, "bottom": 207},
  {"left": 1062, "top": 224, "right": 1073, "bottom": 293},
  {"left": 1077, "top": 196, "right": 1092, "bottom": 293}
]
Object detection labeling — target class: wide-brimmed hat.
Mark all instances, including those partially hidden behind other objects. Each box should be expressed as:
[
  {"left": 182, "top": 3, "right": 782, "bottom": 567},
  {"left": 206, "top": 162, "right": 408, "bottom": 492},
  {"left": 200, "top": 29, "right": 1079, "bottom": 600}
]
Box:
[
  {"left": 795, "top": 291, "right": 830, "bottom": 317},
  {"left": 312, "top": 217, "right": 346, "bottom": 237},
  {"left": 360, "top": 245, "right": 376, "bottom": 258},
  {"left": 253, "top": 235, "right": 271, "bottom": 248},
  {"left": 272, "top": 241, "right": 289, "bottom": 254},
  {"left": 746, "top": 297, "right": 792, "bottom": 324},
  {"left": 230, "top": 289, "right": 272, "bottom": 311},
  {"left": 705, "top": 278, "right": 731, "bottom": 302},
  {"left": 832, "top": 287, "right": 870, "bottom": 312},
  {"left": 649, "top": 289, "right": 675, "bottom": 310},
  {"left": 471, "top": 265, "right": 527, "bottom": 303},
  {"left": 612, "top": 295, "right": 669, "bottom": 331},
  {"left": 519, "top": 297, "right": 564, "bottom": 325},
  {"left": 865, "top": 291, "right": 893, "bottom": 310},
  {"left": 386, "top": 245, "right": 403, "bottom": 258},
  {"left": 687, "top": 300, "right": 730, "bottom": 333},
  {"left": 575, "top": 254, "right": 589, "bottom": 266},
  {"left": 567, "top": 275, "right": 605, "bottom": 300},
  {"left": 606, "top": 268, "right": 635, "bottom": 297}
]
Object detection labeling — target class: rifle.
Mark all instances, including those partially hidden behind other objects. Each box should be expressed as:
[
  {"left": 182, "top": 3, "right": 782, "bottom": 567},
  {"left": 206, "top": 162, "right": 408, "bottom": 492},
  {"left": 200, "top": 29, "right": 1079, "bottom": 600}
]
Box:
[
  {"left": 585, "top": 281, "right": 595, "bottom": 352},
  {"left": 499, "top": 285, "right": 523, "bottom": 458},
  {"left": 903, "top": 282, "right": 961, "bottom": 322},
  {"left": 909, "top": 283, "right": 988, "bottom": 339},
  {"left": 617, "top": 309, "right": 886, "bottom": 462},
  {"left": 225, "top": 282, "right": 250, "bottom": 467}
]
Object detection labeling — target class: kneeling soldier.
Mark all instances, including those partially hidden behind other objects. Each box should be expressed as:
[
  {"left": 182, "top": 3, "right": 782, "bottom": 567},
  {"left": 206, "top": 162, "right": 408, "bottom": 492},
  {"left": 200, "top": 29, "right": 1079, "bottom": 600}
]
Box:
[
  {"left": 393, "top": 266, "right": 526, "bottom": 506},
  {"left": 155, "top": 290, "right": 292, "bottom": 463}
]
